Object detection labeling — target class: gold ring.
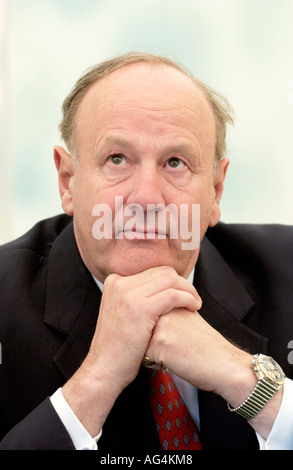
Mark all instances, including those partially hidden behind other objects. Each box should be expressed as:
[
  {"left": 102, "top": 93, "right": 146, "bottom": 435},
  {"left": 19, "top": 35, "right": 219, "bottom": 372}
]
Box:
[
  {"left": 142, "top": 355, "right": 165, "bottom": 371},
  {"left": 142, "top": 356, "right": 156, "bottom": 368}
]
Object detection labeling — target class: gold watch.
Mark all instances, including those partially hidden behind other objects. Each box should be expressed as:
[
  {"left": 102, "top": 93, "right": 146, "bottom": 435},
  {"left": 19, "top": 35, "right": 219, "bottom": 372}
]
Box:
[{"left": 227, "top": 354, "right": 286, "bottom": 420}]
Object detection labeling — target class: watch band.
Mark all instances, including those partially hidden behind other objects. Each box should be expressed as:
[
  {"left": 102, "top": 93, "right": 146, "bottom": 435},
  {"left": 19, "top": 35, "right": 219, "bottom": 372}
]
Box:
[{"left": 227, "top": 378, "right": 280, "bottom": 420}]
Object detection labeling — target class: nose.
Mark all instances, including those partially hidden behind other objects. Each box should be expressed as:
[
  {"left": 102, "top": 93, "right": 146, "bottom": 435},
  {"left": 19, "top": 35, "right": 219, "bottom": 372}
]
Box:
[{"left": 125, "top": 160, "right": 165, "bottom": 210}]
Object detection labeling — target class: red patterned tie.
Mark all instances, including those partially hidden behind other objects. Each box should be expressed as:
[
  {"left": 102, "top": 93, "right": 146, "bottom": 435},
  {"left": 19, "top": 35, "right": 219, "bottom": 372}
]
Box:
[{"left": 148, "top": 368, "right": 202, "bottom": 450}]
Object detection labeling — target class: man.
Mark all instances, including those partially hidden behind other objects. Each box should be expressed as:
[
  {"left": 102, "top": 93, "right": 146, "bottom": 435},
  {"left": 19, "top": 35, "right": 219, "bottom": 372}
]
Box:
[{"left": 0, "top": 52, "right": 292, "bottom": 450}]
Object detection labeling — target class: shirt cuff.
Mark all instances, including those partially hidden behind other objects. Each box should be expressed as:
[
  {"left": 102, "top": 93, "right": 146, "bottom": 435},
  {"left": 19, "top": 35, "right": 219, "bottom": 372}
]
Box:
[
  {"left": 256, "top": 378, "right": 293, "bottom": 450},
  {"left": 50, "top": 388, "right": 102, "bottom": 450}
]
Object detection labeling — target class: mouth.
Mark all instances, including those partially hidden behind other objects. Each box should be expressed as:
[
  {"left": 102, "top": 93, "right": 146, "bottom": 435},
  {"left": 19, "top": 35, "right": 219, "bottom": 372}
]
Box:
[{"left": 120, "top": 228, "right": 167, "bottom": 240}]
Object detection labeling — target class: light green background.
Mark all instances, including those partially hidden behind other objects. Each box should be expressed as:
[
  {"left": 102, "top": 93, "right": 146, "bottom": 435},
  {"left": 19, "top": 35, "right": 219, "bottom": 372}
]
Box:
[{"left": 1, "top": 0, "right": 293, "bottom": 244}]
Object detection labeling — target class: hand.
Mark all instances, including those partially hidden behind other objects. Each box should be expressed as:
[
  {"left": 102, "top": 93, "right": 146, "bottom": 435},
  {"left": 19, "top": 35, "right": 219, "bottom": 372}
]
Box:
[
  {"left": 88, "top": 266, "right": 201, "bottom": 387},
  {"left": 145, "top": 308, "right": 253, "bottom": 395},
  {"left": 145, "top": 309, "right": 283, "bottom": 439},
  {"left": 62, "top": 266, "right": 202, "bottom": 436}
]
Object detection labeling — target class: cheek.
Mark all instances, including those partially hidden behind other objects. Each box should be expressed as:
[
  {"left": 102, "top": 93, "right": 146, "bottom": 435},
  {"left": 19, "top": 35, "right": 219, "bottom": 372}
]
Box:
[
  {"left": 192, "top": 184, "right": 215, "bottom": 236},
  {"left": 72, "top": 169, "right": 102, "bottom": 211}
]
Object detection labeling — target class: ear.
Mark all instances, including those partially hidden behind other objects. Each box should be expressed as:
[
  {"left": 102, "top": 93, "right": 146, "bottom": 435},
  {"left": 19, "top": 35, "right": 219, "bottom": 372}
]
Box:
[
  {"left": 54, "top": 145, "right": 75, "bottom": 216},
  {"left": 209, "top": 157, "right": 229, "bottom": 228}
]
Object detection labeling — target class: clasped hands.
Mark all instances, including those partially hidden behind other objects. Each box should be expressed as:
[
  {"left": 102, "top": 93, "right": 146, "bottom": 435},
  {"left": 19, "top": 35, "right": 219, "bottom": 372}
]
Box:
[
  {"left": 63, "top": 265, "right": 255, "bottom": 438},
  {"left": 86, "top": 266, "right": 252, "bottom": 397}
]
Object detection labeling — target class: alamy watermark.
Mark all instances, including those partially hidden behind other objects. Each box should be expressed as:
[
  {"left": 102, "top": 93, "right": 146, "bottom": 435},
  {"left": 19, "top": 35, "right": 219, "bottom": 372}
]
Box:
[
  {"left": 288, "top": 340, "right": 293, "bottom": 365},
  {"left": 92, "top": 196, "right": 200, "bottom": 250}
]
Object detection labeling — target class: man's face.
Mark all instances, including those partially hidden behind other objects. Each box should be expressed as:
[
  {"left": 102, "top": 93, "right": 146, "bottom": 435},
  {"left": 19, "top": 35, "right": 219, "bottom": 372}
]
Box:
[{"left": 55, "top": 63, "right": 228, "bottom": 282}]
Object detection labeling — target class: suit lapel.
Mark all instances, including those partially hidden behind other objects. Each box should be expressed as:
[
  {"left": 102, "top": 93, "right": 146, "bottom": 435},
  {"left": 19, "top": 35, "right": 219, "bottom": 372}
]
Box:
[
  {"left": 194, "top": 236, "right": 268, "bottom": 449},
  {"left": 44, "top": 222, "right": 101, "bottom": 379},
  {"left": 194, "top": 236, "right": 268, "bottom": 353}
]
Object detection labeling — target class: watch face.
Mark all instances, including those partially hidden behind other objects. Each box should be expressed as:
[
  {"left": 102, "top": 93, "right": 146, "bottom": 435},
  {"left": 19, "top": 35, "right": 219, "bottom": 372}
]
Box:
[{"left": 260, "top": 356, "right": 286, "bottom": 384}]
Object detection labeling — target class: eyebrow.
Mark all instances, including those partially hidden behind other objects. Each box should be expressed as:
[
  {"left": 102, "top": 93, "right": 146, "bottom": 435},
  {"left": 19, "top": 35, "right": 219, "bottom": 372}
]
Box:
[
  {"left": 98, "top": 136, "right": 130, "bottom": 149},
  {"left": 96, "top": 134, "right": 201, "bottom": 164},
  {"left": 163, "top": 144, "right": 195, "bottom": 155}
]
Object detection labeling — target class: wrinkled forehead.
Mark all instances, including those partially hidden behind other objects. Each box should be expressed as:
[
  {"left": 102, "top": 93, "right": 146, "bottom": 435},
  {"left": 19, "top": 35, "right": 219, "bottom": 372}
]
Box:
[{"left": 74, "top": 63, "right": 216, "bottom": 150}]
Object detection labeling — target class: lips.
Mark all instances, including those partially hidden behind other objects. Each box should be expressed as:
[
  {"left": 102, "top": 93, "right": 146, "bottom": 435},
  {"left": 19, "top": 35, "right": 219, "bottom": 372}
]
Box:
[{"left": 122, "top": 227, "right": 167, "bottom": 239}]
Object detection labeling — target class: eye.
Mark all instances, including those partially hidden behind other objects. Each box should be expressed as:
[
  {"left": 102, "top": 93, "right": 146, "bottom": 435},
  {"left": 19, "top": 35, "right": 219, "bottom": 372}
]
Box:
[
  {"left": 107, "top": 154, "right": 126, "bottom": 165},
  {"left": 166, "top": 157, "right": 185, "bottom": 169}
]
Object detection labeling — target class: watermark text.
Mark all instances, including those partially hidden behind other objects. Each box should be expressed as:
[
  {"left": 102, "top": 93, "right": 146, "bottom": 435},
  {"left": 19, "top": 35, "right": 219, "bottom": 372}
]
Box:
[
  {"left": 92, "top": 196, "right": 200, "bottom": 250},
  {"left": 288, "top": 340, "right": 293, "bottom": 365}
]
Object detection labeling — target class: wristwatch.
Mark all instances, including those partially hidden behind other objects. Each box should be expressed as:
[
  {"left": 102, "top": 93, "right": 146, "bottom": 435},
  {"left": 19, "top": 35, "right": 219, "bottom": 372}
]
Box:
[{"left": 227, "top": 354, "right": 286, "bottom": 420}]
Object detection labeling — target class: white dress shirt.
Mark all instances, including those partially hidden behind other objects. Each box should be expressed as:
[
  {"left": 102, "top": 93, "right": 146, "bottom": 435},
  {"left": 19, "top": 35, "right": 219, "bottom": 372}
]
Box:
[{"left": 50, "top": 272, "right": 293, "bottom": 450}]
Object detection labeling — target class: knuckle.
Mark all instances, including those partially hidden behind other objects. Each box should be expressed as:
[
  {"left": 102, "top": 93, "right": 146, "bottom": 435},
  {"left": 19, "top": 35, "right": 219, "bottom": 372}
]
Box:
[
  {"left": 160, "top": 266, "right": 178, "bottom": 282},
  {"left": 121, "top": 289, "right": 134, "bottom": 309},
  {"left": 153, "top": 325, "right": 169, "bottom": 349},
  {"left": 104, "top": 273, "right": 123, "bottom": 290},
  {"left": 121, "top": 291, "right": 145, "bottom": 319},
  {"left": 167, "top": 288, "right": 180, "bottom": 303}
]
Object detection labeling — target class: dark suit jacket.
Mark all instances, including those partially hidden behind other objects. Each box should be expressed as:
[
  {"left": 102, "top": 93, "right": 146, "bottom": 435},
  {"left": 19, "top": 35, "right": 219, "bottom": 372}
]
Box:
[{"left": 0, "top": 214, "right": 292, "bottom": 450}]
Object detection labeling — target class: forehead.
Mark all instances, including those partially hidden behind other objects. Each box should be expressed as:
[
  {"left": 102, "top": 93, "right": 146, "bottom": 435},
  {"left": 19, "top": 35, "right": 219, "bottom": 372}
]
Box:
[{"left": 75, "top": 63, "right": 216, "bottom": 148}]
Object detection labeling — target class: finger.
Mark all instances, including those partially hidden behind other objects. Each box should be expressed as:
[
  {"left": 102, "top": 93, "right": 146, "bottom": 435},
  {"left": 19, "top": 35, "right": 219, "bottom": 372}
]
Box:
[
  {"left": 142, "top": 270, "right": 199, "bottom": 301},
  {"left": 105, "top": 265, "right": 172, "bottom": 289},
  {"left": 106, "top": 266, "right": 199, "bottom": 301},
  {"left": 144, "top": 288, "right": 202, "bottom": 315},
  {"left": 127, "top": 267, "right": 201, "bottom": 304}
]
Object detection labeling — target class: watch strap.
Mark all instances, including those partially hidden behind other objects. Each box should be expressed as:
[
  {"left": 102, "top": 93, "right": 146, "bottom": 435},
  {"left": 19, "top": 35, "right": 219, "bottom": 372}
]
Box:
[{"left": 227, "top": 378, "right": 280, "bottom": 420}]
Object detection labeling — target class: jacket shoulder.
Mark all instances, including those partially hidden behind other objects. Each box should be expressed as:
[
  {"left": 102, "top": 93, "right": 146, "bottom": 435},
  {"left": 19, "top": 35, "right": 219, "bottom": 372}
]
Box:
[
  {"left": 207, "top": 221, "right": 293, "bottom": 253},
  {"left": 0, "top": 214, "right": 73, "bottom": 291},
  {"left": 0, "top": 214, "right": 72, "bottom": 257},
  {"left": 206, "top": 221, "right": 293, "bottom": 280}
]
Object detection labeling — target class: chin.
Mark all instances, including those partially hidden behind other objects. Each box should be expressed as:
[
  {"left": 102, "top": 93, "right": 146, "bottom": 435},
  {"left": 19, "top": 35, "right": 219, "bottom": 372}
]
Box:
[
  {"left": 109, "top": 253, "right": 189, "bottom": 278},
  {"left": 107, "top": 249, "right": 172, "bottom": 276},
  {"left": 93, "top": 242, "right": 198, "bottom": 280},
  {"left": 114, "top": 260, "right": 168, "bottom": 277}
]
